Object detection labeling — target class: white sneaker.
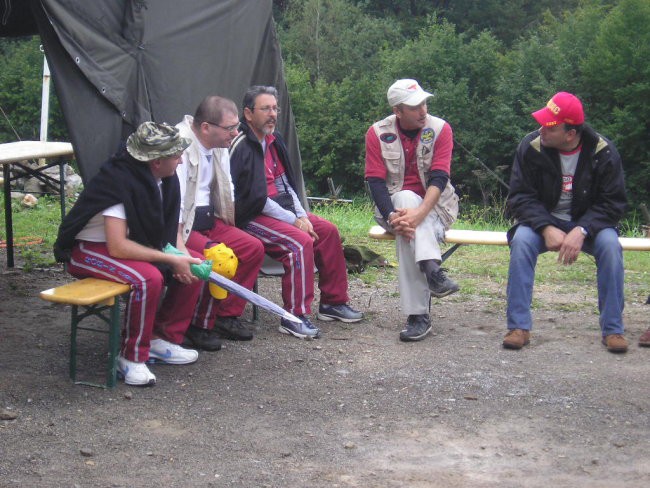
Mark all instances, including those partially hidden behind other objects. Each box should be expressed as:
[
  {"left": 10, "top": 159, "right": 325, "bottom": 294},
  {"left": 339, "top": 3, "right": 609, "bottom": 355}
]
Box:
[
  {"left": 117, "top": 356, "right": 156, "bottom": 386},
  {"left": 149, "top": 338, "right": 199, "bottom": 365}
]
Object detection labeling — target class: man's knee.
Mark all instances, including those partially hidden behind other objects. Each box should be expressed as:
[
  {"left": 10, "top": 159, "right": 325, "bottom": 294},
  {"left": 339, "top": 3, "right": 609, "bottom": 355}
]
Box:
[
  {"left": 392, "top": 190, "right": 421, "bottom": 208},
  {"left": 510, "top": 226, "right": 543, "bottom": 256}
]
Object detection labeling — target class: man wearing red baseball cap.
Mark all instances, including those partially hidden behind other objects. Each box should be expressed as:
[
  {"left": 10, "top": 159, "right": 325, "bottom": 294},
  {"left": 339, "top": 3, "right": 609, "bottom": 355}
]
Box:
[{"left": 503, "top": 91, "right": 629, "bottom": 353}]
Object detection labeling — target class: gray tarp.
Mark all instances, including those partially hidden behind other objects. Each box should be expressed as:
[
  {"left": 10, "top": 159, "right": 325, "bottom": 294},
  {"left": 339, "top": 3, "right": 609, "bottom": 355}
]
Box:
[{"left": 4, "top": 0, "right": 303, "bottom": 193}]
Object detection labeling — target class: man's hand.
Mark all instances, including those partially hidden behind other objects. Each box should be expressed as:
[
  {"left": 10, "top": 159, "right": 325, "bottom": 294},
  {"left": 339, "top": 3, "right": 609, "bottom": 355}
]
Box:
[
  {"left": 388, "top": 209, "right": 415, "bottom": 239},
  {"left": 557, "top": 227, "right": 585, "bottom": 265},
  {"left": 295, "top": 216, "right": 319, "bottom": 240},
  {"left": 390, "top": 207, "right": 427, "bottom": 240},
  {"left": 170, "top": 254, "right": 202, "bottom": 284},
  {"left": 541, "top": 225, "right": 566, "bottom": 251}
]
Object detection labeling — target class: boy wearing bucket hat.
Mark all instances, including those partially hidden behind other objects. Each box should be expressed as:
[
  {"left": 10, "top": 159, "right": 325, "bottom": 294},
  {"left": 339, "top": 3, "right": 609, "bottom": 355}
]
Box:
[
  {"left": 504, "top": 92, "right": 628, "bottom": 353},
  {"left": 54, "top": 122, "right": 205, "bottom": 386},
  {"left": 365, "top": 79, "right": 460, "bottom": 342}
]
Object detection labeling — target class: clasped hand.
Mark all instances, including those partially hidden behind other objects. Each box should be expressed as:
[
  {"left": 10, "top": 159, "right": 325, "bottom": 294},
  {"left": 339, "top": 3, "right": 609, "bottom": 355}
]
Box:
[{"left": 543, "top": 225, "right": 585, "bottom": 265}]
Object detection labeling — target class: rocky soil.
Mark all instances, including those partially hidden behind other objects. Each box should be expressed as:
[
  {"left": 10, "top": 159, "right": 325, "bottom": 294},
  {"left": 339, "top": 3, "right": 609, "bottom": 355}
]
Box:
[{"left": 1, "top": 260, "right": 649, "bottom": 488}]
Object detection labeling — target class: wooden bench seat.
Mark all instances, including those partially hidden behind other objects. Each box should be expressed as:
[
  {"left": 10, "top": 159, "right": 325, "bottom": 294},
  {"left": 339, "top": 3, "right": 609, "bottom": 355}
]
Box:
[
  {"left": 369, "top": 225, "right": 650, "bottom": 261},
  {"left": 40, "top": 278, "right": 131, "bottom": 388}
]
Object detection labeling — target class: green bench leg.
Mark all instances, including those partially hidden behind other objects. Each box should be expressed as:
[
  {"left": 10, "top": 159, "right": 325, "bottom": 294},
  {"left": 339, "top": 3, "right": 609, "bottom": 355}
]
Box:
[{"left": 69, "top": 297, "right": 124, "bottom": 389}]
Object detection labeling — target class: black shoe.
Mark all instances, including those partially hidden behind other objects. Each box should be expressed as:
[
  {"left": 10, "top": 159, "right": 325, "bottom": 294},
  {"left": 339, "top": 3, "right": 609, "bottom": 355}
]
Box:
[
  {"left": 317, "top": 303, "right": 364, "bottom": 323},
  {"left": 399, "top": 314, "right": 432, "bottom": 342},
  {"left": 427, "top": 268, "right": 459, "bottom": 298},
  {"left": 183, "top": 326, "right": 222, "bottom": 351},
  {"left": 214, "top": 317, "right": 253, "bottom": 341}
]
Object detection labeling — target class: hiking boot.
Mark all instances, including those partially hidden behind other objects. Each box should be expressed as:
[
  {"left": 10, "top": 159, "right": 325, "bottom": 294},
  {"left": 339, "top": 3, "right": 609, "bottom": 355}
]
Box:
[
  {"left": 317, "top": 303, "right": 364, "bottom": 323},
  {"left": 149, "top": 338, "right": 199, "bottom": 364},
  {"left": 279, "top": 315, "right": 321, "bottom": 339},
  {"left": 602, "top": 334, "right": 628, "bottom": 353},
  {"left": 117, "top": 356, "right": 156, "bottom": 387},
  {"left": 183, "top": 326, "right": 222, "bottom": 351},
  {"left": 502, "top": 329, "right": 530, "bottom": 349},
  {"left": 427, "top": 268, "right": 459, "bottom": 298},
  {"left": 214, "top": 317, "right": 253, "bottom": 341},
  {"left": 399, "top": 314, "right": 432, "bottom": 342},
  {"left": 639, "top": 328, "right": 650, "bottom": 347}
]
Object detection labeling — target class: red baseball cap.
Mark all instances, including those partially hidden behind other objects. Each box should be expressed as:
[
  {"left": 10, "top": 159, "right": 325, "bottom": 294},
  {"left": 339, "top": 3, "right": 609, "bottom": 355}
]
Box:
[{"left": 531, "top": 92, "right": 584, "bottom": 127}]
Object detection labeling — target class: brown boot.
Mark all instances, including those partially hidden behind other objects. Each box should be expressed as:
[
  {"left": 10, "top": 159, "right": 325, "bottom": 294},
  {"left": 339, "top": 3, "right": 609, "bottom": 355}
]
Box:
[
  {"left": 502, "top": 329, "right": 530, "bottom": 349},
  {"left": 638, "top": 328, "right": 650, "bottom": 347},
  {"left": 602, "top": 334, "right": 628, "bottom": 353}
]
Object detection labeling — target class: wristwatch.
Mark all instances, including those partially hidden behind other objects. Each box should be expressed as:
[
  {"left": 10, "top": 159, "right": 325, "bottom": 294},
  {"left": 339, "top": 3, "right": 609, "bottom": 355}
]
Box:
[{"left": 578, "top": 226, "right": 588, "bottom": 237}]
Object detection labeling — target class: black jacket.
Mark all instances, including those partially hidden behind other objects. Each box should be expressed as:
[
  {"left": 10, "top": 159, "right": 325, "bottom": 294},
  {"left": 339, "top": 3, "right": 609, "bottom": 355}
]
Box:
[
  {"left": 54, "top": 147, "right": 181, "bottom": 262},
  {"left": 229, "top": 119, "right": 302, "bottom": 228},
  {"left": 506, "top": 125, "right": 627, "bottom": 241}
]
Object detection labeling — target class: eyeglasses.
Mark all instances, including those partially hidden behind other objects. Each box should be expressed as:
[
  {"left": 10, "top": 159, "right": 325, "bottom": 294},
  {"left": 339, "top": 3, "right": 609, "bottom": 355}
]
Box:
[
  {"left": 252, "top": 105, "right": 281, "bottom": 114},
  {"left": 206, "top": 121, "right": 241, "bottom": 132}
]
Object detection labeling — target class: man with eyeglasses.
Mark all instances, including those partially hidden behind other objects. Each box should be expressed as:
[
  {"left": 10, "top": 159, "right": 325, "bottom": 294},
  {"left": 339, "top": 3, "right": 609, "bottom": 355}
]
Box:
[
  {"left": 229, "top": 85, "right": 363, "bottom": 339},
  {"left": 365, "top": 79, "right": 459, "bottom": 342},
  {"left": 176, "top": 95, "right": 265, "bottom": 350}
]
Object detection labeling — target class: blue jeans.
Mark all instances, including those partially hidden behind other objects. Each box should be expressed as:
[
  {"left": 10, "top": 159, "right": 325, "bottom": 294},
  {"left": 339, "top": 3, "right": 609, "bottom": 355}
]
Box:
[{"left": 506, "top": 225, "right": 624, "bottom": 336}]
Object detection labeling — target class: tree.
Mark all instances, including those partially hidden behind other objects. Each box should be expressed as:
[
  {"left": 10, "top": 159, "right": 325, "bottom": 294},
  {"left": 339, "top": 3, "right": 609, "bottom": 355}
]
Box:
[
  {"left": 0, "top": 37, "right": 67, "bottom": 144},
  {"left": 279, "top": 0, "right": 398, "bottom": 83}
]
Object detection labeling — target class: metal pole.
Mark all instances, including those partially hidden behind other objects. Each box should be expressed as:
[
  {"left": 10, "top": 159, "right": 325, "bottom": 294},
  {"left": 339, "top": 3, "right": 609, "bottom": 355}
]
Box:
[{"left": 40, "top": 52, "right": 51, "bottom": 143}]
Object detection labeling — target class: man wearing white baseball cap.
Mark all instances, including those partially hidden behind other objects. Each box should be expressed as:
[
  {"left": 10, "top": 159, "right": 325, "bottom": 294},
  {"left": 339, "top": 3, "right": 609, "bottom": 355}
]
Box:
[{"left": 365, "top": 79, "right": 460, "bottom": 342}]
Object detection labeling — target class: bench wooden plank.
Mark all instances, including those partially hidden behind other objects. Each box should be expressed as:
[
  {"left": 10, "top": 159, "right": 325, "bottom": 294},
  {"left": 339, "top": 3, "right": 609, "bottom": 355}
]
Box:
[
  {"left": 368, "top": 225, "right": 650, "bottom": 251},
  {"left": 40, "top": 277, "right": 131, "bottom": 306}
]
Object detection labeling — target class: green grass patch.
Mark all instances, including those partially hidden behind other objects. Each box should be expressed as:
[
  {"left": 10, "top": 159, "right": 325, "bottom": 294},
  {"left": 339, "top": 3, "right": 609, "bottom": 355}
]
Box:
[{"left": 3, "top": 193, "right": 649, "bottom": 303}]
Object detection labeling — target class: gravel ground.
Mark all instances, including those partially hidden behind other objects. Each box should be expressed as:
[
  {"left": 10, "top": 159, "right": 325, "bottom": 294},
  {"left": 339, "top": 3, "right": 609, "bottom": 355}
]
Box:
[{"left": 1, "top": 264, "right": 649, "bottom": 488}]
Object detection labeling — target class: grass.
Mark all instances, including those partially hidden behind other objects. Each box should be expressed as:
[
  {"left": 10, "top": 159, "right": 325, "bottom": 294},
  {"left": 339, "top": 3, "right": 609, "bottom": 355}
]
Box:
[{"left": 2, "top": 194, "right": 649, "bottom": 306}]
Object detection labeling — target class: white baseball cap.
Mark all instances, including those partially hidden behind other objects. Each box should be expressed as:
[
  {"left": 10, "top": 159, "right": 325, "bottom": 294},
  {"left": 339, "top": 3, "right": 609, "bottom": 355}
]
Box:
[{"left": 387, "top": 79, "right": 433, "bottom": 107}]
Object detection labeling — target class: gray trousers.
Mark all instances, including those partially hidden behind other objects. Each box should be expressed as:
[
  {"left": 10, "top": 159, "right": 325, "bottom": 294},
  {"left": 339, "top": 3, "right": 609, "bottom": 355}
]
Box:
[{"left": 378, "top": 190, "right": 445, "bottom": 316}]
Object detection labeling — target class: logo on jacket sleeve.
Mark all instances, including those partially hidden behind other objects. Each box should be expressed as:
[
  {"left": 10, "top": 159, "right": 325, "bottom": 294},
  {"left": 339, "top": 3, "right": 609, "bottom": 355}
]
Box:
[
  {"left": 420, "top": 128, "right": 434, "bottom": 144},
  {"left": 380, "top": 133, "right": 397, "bottom": 143}
]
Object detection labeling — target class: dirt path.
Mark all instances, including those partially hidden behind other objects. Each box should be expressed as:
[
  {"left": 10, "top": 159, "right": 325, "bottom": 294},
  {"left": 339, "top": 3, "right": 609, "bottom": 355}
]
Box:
[{"left": 1, "top": 266, "right": 649, "bottom": 488}]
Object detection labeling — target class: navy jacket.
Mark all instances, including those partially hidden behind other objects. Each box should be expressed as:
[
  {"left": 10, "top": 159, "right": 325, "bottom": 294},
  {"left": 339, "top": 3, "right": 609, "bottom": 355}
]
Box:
[
  {"left": 506, "top": 124, "right": 627, "bottom": 241},
  {"left": 54, "top": 147, "right": 180, "bottom": 262},
  {"left": 229, "top": 119, "right": 302, "bottom": 228}
]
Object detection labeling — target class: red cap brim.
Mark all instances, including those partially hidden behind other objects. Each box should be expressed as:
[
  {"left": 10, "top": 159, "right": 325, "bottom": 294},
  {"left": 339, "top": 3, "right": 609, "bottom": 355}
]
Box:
[{"left": 531, "top": 107, "right": 558, "bottom": 127}]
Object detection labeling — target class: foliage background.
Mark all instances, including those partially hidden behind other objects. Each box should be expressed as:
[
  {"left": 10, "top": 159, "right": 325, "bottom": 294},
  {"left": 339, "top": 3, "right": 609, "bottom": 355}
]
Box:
[{"left": 1, "top": 0, "right": 648, "bottom": 211}]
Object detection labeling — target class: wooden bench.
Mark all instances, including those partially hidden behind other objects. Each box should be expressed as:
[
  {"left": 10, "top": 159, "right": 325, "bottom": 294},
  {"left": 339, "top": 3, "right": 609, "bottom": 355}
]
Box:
[
  {"left": 40, "top": 278, "right": 131, "bottom": 388},
  {"left": 369, "top": 225, "right": 650, "bottom": 262}
]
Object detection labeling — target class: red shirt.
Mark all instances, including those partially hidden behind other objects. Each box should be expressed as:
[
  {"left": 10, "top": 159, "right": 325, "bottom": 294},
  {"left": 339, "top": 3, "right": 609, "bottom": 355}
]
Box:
[
  {"left": 264, "top": 134, "right": 287, "bottom": 197},
  {"left": 365, "top": 120, "right": 453, "bottom": 197}
]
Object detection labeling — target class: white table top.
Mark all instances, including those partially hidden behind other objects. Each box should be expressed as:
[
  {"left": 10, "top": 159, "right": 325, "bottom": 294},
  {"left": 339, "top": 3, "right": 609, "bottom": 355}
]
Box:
[{"left": 0, "top": 141, "right": 74, "bottom": 165}]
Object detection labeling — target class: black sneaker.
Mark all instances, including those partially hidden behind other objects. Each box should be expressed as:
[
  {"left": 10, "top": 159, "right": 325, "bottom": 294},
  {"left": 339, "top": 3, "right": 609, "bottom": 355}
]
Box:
[
  {"left": 427, "top": 268, "right": 459, "bottom": 298},
  {"left": 317, "top": 303, "right": 364, "bottom": 323},
  {"left": 214, "top": 317, "right": 254, "bottom": 341},
  {"left": 399, "top": 314, "right": 432, "bottom": 342},
  {"left": 182, "top": 326, "right": 222, "bottom": 351}
]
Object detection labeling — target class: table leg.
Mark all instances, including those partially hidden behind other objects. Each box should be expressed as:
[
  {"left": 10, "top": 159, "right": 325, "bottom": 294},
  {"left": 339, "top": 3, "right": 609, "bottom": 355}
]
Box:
[{"left": 3, "top": 164, "right": 14, "bottom": 267}]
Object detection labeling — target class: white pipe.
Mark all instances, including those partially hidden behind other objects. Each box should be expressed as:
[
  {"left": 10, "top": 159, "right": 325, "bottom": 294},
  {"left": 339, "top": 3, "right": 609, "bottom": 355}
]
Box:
[{"left": 40, "top": 52, "right": 51, "bottom": 143}]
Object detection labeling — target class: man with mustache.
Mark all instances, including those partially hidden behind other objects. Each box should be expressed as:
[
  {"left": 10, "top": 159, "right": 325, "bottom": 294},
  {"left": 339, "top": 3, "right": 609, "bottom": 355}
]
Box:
[
  {"left": 229, "top": 85, "right": 363, "bottom": 339},
  {"left": 176, "top": 95, "right": 265, "bottom": 350},
  {"left": 504, "top": 92, "right": 628, "bottom": 353},
  {"left": 365, "top": 79, "right": 459, "bottom": 342}
]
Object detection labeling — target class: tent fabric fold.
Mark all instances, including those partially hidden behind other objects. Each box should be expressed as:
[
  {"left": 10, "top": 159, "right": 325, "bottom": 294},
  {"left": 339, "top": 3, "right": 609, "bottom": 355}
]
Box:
[{"left": 6, "top": 0, "right": 303, "bottom": 195}]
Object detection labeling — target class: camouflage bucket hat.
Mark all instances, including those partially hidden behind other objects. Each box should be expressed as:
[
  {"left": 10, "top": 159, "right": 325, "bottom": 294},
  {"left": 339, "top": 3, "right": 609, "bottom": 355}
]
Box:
[{"left": 126, "top": 121, "right": 192, "bottom": 162}]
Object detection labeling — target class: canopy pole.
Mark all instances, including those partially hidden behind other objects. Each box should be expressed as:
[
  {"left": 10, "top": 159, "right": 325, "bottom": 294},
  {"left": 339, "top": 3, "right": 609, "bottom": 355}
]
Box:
[{"left": 40, "top": 51, "right": 50, "bottom": 143}]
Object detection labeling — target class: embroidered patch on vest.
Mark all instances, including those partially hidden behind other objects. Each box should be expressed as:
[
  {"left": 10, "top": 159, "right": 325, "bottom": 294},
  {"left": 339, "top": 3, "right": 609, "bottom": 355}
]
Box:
[
  {"left": 420, "top": 128, "right": 434, "bottom": 144},
  {"left": 380, "top": 133, "right": 397, "bottom": 143}
]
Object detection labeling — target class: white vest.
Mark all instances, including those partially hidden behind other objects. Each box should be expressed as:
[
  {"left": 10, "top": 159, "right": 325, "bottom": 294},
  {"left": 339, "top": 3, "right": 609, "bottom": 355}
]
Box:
[
  {"left": 372, "top": 114, "right": 458, "bottom": 229},
  {"left": 177, "top": 116, "right": 235, "bottom": 242}
]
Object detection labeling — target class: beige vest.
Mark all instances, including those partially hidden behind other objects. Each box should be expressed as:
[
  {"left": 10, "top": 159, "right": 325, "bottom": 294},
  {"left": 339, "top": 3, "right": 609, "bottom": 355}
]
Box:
[
  {"left": 372, "top": 114, "right": 459, "bottom": 229},
  {"left": 177, "top": 116, "right": 235, "bottom": 242}
]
